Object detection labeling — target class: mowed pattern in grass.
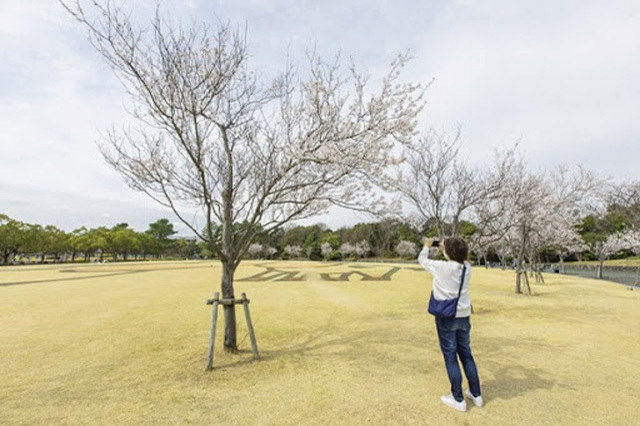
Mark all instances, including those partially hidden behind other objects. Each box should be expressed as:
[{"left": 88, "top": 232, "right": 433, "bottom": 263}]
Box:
[{"left": 1, "top": 261, "right": 639, "bottom": 425}]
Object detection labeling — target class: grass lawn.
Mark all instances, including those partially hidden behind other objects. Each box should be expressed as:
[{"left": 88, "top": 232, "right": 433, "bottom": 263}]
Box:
[{"left": 1, "top": 260, "right": 639, "bottom": 425}]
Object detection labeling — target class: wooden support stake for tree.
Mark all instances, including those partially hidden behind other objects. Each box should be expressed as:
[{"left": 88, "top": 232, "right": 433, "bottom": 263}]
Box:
[
  {"left": 205, "top": 292, "right": 259, "bottom": 370},
  {"left": 523, "top": 272, "right": 532, "bottom": 295},
  {"left": 205, "top": 292, "right": 220, "bottom": 371},
  {"left": 242, "top": 293, "right": 260, "bottom": 360}
]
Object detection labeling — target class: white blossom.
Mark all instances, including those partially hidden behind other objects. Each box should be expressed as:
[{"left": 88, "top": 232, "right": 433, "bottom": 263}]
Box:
[
  {"left": 395, "top": 240, "right": 417, "bottom": 257},
  {"left": 623, "top": 230, "right": 640, "bottom": 256},
  {"left": 265, "top": 246, "right": 278, "bottom": 258},
  {"left": 247, "top": 243, "right": 263, "bottom": 258},
  {"left": 354, "top": 240, "right": 370, "bottom": 258},
  {"left": 284, "top": 245, "right": 303, "bottom": 258},
  {"left": 321, "top": 242, "right": 333, "bottom": 259},
  {"left": 340, "top": 243, "right": 355, "bottom": 257}
]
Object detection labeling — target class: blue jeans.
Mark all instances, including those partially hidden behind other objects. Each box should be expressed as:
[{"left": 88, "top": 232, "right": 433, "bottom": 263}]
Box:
[{"left": 435, "top": 316, "right": 481, "bottom": 402}]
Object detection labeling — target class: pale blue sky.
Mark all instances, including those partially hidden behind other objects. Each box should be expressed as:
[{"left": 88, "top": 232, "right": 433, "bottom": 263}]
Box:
[{"left": 1, "top": 0, "right": 639, "bottom": 234}]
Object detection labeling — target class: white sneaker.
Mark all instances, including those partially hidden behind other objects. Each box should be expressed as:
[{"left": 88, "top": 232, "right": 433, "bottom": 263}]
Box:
[
  {"left": 440, "top": 394, "right": 467, "bottom": 412},
  {"left": 465, "top": 388, "right": 484, "bottom": 407}
]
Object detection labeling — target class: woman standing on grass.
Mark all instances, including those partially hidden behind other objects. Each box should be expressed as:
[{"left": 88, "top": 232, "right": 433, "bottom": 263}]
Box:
[{"left": 418, "top": 237, "right": 483, "bottom": 412}]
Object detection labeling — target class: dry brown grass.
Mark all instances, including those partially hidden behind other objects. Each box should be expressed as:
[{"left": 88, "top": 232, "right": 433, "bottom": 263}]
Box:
[{"left": 1, "top": 260, "right": 639, "bottom": 425}]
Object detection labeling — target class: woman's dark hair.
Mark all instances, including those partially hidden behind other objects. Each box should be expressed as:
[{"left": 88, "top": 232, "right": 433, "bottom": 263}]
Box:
[{"left": 442, "top": 237, "right": 468, "bottom": 264}]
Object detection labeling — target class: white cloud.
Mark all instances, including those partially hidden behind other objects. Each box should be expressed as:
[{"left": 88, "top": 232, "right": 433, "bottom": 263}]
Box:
[
  {"left": 411, "top": 0, "right": 640, "bottom": 176},
  {"left": 1, "top": 0, "right": 639, "bottom": 233}
]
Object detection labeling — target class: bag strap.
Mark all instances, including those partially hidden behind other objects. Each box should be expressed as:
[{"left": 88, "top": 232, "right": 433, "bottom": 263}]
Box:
[{"left": 456, "top": 264, "right": 466, "bottom": 299}]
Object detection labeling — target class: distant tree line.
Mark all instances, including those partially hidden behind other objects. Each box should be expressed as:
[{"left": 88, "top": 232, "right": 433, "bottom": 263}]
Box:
[
  {"left": 2, "top": 195, "right": 639, "bottom": 267},
  {"left": 0, "top": 217, "right": 199, "bottom": 264}
]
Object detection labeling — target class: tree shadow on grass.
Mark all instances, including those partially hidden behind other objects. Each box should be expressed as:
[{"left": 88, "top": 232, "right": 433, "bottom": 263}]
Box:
[
  {"left": 260, "top": 327, "right": 365, "bottom": 361},
  {"left": 475, "top": 334, "right": 559, "bottom": 404},
  {"left": 207, "top": 349, "right": 260, "bottom": 371},
  {"left": 208, "top": 317, "right": 366, "bottom": 371},
  {"left": 480, "top": 364, "right": 556, "bottom": 404}
]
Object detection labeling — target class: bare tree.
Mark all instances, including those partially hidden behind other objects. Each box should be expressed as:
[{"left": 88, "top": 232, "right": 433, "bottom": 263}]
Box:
[
  {"left": 61, "top": 0, "right": 425, "bottom": 351},
  {"left": 393, "top": 128, "right": 514, "bottom": 238},
  {"left": 391, "top": 128, "right": 461, "bottom": 238}
]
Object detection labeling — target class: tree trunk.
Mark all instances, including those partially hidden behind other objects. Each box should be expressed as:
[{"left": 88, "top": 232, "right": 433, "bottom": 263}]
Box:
[
  {"left": 515, "top": 249, "right": 525, "bottom": 294},
  {"left": 523, "top": 270, "right": 532, "bottom": 294},
  {"left": 221, "top": 260, "right": 238, "bottom": 352},
  {"left": 515, "top": 225, "right": 528, "bottom": 294},
  {"left": 220, "top": 126, "right": 238, "bottom": 352},
  {"left": 452, "top": 217, "right": 459, "bottom": 237},
  {"left": 533, "top": 253, "right": 544, "bottom": 284},
  {"left": 597, "top": 259, "right": 604, "bottom": 279}
]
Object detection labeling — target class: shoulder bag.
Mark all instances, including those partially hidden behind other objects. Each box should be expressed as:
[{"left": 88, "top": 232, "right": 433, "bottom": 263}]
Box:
[{"left": 428, "top": 264, "right": 466, "bottom": 318}]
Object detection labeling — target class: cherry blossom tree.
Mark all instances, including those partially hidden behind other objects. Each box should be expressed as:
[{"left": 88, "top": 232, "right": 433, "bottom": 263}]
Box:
[
  {"left": 354, "top": 240, "right": 370, "bottom": 260},
  {"left": 284, "top": 245, "right": 303, "bottom": 259},
  {"left": 590, "top": 233, "right": 630, "bottom": 279},
  {"left": 264, "top": 246, "right": 277, "bottom": 259},
  {"left": 495, "top": 242, "right": 515, "bottom": 271},
  {"left": 473, "top": 149, "right": 542, "bottom": 294},
  {"left": 61, "top": 0, "right": 426, "bottom": 351},
  {"left": 247, "top": 243, "right": 263, "bottom": 259},
  {"left": 468, "top": 234, "right": 495, "bottom": 268},
  {"left": 624, "top": 230, "right": 640, "bottom": 257},
  {"left": 321, "top": 242, "right": 333, "bottom": 260},
  {"left": 623, "top": 229, "right": 640, "bottom": 284},
  {"left": 543, "top": 218, "right": 588, "bottom": 273},
  {"left": 340, "top": 243, "right": 355, "bottom": 259},
  {"left": 474, "top": 148, "right": 598, "bottom": 294},
  {"left": 395, "top": 240, "right": 417, "bottom": 258}
]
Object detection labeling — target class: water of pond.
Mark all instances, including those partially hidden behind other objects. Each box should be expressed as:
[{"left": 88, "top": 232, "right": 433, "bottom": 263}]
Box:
[{"left": 558, "top": 265, "right": 640, "bottom": 287}]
